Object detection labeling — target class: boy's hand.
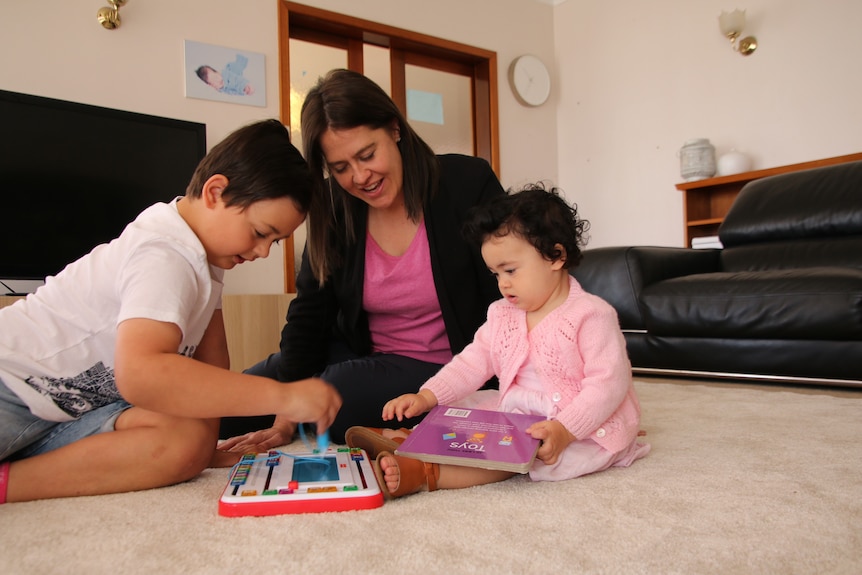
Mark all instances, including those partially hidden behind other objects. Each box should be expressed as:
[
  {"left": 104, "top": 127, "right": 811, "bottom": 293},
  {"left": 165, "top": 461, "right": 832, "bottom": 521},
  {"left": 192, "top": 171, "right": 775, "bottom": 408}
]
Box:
[
  {"left": 218, "top": 379, "right": 340, "bottom": 454},
  {"left": 218, "top": 378, "right": 341, "bottom": 453},
  {"left": 278, "top": 377, "right": 341, "bottom": 432},
  {"left": 527, "top": 419, "right": 575, "bottom": 466},
  {"left": 382, "top": 389, "right": 438, "bottom": 421}
]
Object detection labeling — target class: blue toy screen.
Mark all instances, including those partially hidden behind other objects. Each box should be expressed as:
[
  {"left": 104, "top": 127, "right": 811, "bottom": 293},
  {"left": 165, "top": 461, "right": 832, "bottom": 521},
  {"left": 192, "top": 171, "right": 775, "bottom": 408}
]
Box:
[{"left": 292, "top": 457, "right": 339, "bottom": 482}]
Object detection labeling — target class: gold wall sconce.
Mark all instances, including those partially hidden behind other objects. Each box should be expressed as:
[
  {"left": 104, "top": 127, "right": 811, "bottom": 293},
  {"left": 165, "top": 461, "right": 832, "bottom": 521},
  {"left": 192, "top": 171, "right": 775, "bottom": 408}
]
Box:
[
  {"left": 718, "top": 9, "right": 757, "bottom": 56},
  {"left": 97, "top": 0, "right": 128, "bottom": 30}
]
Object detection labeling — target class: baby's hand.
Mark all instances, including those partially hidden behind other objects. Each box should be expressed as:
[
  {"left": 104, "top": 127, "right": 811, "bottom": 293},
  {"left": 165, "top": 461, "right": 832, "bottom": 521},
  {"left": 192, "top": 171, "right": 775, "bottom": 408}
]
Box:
[
  {"left": 527, "top": 420, "right": 575, "bottom": 466},
  {"left": 382, "top": 390, "right": 437, "bottom": 421}
]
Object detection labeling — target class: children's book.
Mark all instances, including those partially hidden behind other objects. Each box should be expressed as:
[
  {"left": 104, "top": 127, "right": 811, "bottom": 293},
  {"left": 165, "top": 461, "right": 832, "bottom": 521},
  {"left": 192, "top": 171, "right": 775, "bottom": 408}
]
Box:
[{"left": 394, "top": 405, "right": 544, "bottom": 473}]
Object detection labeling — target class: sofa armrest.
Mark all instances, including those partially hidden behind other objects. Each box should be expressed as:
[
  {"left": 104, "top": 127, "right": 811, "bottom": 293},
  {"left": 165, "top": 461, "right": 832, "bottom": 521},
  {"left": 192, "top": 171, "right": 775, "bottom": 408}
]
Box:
[
  {"left": 626, "top": 246, "right": 722, "bottom": 286},
  {"left": 572, "top": 246, "right": 722, "bottom": 330},
  {"left": 572, "top": 247, "right": 644, "bottom": 329}
]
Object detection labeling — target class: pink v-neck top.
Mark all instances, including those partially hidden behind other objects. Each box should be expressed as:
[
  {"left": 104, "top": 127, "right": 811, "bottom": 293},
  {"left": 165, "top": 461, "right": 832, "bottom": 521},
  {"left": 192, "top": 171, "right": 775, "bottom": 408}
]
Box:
[{"left": 363, "top": 220, "right": 453, "bottom": 365}]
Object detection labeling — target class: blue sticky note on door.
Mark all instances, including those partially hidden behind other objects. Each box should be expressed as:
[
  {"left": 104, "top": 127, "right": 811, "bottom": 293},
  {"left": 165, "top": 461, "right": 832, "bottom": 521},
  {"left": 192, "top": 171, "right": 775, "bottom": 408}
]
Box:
[{"left": 407, "top": 89, "right": 444, "bottom": 125}]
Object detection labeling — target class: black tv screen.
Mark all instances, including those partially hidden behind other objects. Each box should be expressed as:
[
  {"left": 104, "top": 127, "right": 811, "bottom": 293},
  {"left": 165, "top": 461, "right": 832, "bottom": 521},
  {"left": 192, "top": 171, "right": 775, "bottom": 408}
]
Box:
[{"left": 0, "top": 89, "right": 207, "bottom": 282}]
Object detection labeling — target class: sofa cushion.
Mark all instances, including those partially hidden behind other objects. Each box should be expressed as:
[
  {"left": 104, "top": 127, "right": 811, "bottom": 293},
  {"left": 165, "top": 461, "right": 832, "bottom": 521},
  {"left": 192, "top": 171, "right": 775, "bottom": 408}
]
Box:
[
  {"left": 719, "top": 161, "right": 862, "bottom": 248},
  {"left": 639, "top": 267, "right": 862, "bottom": 339}
]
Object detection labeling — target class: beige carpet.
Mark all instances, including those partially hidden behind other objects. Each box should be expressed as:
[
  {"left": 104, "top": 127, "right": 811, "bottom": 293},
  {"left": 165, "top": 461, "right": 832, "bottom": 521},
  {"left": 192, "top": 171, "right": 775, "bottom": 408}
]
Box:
[{"left": 1, "top": 378, "right": 860, "bottom": 575}]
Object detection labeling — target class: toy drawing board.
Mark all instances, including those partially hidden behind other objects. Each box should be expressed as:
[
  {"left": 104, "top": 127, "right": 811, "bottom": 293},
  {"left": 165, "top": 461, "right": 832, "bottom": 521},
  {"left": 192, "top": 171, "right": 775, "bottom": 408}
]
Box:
[{"left": 218, "top": 447, "right": 383, "bottom": 517}]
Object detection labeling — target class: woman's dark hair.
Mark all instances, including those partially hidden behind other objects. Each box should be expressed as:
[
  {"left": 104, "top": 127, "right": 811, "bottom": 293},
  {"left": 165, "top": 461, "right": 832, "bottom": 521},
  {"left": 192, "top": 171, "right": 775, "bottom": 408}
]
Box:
[
  {"left": 463, "top": 182, "right": 590, "bottom": 269},
  {"left": 300, "top": 69, "right": 439, "bottom": 284},
  {"left": 186, "top": 119, "right": 312, "bottom": 213}
]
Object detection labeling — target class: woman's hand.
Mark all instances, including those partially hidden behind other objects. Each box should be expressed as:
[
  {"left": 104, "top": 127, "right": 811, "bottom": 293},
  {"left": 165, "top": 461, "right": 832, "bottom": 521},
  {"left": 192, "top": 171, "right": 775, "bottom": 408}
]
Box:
[
  {"left": 218, "top": 422, "right": 296, "bottom": 454},
  {"left": 527, "top": 419, "right": 576, "bottom": 466}
]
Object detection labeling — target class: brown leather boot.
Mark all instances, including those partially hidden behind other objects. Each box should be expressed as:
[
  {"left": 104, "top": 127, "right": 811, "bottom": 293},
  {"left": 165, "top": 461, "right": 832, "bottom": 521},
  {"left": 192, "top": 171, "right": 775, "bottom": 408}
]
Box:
[{"left": 375, "top": 451, "right": 439, "bottom": 498}]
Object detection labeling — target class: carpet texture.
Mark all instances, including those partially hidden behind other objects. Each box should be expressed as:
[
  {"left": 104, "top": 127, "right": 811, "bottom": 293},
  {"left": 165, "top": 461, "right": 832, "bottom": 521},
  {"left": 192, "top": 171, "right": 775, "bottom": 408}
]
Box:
[{"left": 1, "top": 379, "right": 860, "bottom": 575}]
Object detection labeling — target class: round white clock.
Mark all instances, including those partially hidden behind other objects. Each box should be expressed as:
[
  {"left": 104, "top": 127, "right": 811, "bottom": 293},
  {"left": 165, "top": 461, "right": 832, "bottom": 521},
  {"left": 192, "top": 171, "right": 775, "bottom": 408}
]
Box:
[{"left": 508, "top": 54, "right": 551, "bottom": 107}]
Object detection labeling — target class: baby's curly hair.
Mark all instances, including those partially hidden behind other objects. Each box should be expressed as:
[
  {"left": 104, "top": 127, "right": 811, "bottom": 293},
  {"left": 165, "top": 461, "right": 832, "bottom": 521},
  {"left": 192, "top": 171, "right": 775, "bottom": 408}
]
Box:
[{"left": 463, "top": 182, "right": 590, "bottom": 269}]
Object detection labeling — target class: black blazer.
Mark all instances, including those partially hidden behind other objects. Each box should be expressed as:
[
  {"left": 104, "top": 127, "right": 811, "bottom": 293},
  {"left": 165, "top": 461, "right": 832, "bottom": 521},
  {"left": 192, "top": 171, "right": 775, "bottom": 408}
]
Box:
[{"left": 277, "top": 154, "right": 505, "bottom": 382}]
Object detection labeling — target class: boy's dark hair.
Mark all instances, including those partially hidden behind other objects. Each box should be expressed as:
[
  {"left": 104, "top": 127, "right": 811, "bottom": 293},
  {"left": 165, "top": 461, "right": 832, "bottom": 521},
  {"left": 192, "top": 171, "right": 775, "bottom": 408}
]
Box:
[
  {"left": 463, "top": 182, "right": 590, "bottom": 269},
  {"left": 185, "top": 119, "right": 312, "bottom": 213}
]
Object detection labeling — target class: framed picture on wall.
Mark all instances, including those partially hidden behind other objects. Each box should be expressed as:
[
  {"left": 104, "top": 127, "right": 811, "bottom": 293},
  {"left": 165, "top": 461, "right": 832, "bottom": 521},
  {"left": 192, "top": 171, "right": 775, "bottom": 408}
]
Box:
[{"left": 184, "top": 40, "right": 266, "bottom": 107}]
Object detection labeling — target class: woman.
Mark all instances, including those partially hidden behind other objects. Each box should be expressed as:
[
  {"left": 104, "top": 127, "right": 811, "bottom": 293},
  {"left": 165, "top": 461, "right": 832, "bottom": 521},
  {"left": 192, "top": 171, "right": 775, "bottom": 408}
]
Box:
[{"left": 219, "top": 69, "right": 504, "bottom": 448}]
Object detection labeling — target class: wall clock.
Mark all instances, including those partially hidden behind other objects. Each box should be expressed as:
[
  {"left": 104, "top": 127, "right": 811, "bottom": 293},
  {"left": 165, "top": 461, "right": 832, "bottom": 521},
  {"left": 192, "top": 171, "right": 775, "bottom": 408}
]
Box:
[{"left": 508, "top": 54, "right": 551, "bottom": 107}]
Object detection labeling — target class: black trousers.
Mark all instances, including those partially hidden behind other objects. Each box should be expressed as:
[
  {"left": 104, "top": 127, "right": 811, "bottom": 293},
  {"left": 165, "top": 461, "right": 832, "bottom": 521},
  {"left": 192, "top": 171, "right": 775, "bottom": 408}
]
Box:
[{"left": 218, "top": 340, "right": 443, "bottom": 444}]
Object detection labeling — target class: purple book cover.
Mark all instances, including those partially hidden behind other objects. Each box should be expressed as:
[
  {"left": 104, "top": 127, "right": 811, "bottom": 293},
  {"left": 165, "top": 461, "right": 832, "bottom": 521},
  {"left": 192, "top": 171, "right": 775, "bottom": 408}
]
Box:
[{"left": 395, "top": 405, "right": 544, "bottom": 473}]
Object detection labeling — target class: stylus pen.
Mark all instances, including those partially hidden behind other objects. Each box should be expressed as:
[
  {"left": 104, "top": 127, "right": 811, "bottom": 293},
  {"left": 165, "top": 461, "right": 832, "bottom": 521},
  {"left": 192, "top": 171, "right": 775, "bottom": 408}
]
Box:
[{"left": 317, "top": 429, "right": 330, "bottom": 453}]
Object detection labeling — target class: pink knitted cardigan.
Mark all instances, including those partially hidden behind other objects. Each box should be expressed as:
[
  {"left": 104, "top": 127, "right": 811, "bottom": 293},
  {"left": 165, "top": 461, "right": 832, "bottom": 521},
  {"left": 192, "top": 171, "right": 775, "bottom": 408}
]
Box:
[{"left": 422, "top": 276, "right": 642, "bottom": 453}]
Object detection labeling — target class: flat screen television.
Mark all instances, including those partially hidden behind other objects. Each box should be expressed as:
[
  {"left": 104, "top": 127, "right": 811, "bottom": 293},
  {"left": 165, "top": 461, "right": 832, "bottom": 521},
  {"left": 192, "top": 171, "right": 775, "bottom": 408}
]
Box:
[{"left": 0, "top": 89, "right": 207, "bottom": 289}]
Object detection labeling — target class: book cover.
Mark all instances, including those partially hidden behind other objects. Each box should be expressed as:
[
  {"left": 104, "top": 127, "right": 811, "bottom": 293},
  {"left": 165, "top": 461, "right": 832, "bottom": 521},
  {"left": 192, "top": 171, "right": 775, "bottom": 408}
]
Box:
[
  {"left": 394, "top": 405, "right": 544, "bottom": 473},
  {"left": 691, "top": 235, "right": 724, "bottom": 249}
]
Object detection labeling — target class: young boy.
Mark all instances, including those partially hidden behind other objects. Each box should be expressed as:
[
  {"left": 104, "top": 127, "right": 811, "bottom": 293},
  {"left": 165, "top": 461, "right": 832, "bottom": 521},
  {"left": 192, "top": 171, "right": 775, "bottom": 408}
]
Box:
[{"left": 0, "top": 119, "right": 341, "bottom": 503}]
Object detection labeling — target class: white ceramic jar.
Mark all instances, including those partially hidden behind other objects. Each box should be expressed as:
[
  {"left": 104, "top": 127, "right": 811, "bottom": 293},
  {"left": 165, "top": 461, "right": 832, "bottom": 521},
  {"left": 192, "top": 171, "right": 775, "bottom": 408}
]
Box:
[
  {"left": 717, "top": 150, "right": 753, "bottom": 176},
  {"left": 679, "top": 138, "right": 716, "bottom": 181}
]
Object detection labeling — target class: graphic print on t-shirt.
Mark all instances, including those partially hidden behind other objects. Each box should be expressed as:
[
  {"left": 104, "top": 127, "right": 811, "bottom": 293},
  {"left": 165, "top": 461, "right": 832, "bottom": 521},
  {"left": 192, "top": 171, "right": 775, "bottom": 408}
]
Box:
[{"left": 24, "top": 362, "right": 123, "bottom": 418}]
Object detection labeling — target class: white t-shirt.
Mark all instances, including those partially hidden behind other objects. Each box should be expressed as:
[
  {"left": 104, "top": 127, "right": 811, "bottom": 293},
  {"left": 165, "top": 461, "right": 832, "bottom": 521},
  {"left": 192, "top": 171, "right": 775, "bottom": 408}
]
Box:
[{"left": 0, "top": 199, "right": 224, "bottom": 421}]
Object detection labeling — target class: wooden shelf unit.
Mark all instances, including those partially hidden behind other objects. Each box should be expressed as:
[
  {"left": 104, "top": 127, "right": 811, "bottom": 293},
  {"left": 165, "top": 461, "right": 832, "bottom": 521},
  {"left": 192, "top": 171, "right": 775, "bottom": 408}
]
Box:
[
  {"left": 222, "top": 294, "right": 295, "bottom": 372},
  {"left": 675, "top": 152, "right": 862, "bottom": 247},
  {"left": 0, "top": 295, "right": 25, "bottom": 309}
]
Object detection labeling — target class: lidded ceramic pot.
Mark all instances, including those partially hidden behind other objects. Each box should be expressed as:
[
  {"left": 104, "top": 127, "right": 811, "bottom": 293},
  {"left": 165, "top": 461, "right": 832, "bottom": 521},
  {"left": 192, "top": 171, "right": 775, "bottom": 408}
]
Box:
[
  {"left": 679, "top": 138, "right": 716, "bottom": 181},
  {"left": 717, "top": 149, "right": 752, "bottom": 176}
]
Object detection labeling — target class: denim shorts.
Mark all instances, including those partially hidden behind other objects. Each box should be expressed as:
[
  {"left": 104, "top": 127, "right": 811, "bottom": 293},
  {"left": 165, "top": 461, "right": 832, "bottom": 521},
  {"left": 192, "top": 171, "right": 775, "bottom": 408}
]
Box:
[{"left": 0, "top": 376, "right": 132, "bottom": 462}]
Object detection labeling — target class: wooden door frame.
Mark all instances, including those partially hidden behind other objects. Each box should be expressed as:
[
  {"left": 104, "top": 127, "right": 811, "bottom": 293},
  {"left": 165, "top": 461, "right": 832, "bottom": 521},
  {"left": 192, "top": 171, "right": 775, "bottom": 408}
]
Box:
[{"left": 278, "top": 0, "right": 500, "bottom": 292}]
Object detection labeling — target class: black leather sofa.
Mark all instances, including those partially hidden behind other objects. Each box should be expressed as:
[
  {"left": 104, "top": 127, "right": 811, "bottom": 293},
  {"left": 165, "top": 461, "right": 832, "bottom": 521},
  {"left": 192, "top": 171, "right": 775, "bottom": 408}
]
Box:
[{"left": 572, "top": 160, "right": 862, "bottom": 387}]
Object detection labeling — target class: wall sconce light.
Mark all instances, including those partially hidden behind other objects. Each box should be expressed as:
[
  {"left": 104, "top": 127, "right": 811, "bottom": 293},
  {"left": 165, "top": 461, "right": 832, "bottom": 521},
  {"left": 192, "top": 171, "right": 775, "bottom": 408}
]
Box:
[
  {"left": 97, "top": 0, "right": 128, "bottom": 30},
  {"left": 718, "top": 9, "right": 757, "bottom": 56}
]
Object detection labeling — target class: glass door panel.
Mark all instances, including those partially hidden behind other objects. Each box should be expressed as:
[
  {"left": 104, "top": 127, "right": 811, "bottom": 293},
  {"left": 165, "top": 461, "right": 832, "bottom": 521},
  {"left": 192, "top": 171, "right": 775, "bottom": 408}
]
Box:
[
  {"left": 287, "top": 39, "right": 347, "bottom": 276},
  {"left": 363, "top": 44, "right": 391, "bottom": 96},
  {"left": 405, "top": 64, "right": 473, "bottom": 156},
  {"left": 288, "top": 38, "right": 346, "bottom": 154}
]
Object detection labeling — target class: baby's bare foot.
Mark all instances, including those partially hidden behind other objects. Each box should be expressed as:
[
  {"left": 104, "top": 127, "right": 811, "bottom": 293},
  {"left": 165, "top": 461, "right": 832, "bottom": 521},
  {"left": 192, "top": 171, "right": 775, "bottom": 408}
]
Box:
[{"left": 379, "top": 454, "right": 402, "bottom": 493}]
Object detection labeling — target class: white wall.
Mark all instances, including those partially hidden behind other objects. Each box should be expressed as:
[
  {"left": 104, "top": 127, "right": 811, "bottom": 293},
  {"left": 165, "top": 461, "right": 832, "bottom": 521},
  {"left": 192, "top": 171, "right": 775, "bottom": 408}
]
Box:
[
  {"left": 0, "top": 0, "right": 557, "bottom": 294},
  {"left": 3, "top": 1, "right": 860, "bottom": 293},
  {"left": 553, "top": 0, "right": 862, "bottom": 248}
]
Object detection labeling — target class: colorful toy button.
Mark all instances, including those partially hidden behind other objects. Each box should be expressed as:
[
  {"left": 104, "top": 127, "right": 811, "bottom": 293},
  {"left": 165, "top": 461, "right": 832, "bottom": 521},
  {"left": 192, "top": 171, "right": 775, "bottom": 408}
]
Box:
[{"left": 307, "top": 486, "right": 338, "bottom": 493}]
